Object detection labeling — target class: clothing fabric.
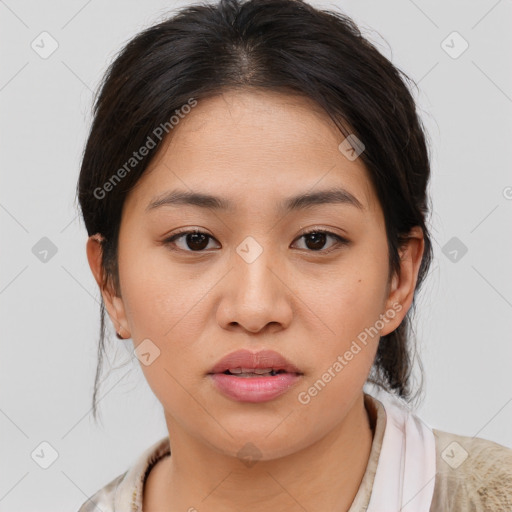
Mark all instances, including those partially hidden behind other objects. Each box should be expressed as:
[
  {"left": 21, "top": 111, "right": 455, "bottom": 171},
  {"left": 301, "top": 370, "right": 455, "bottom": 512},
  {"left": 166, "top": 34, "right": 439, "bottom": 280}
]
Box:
[
  {"left": 77, "top": 393, "right": 512, "bottom": 511},
  {"left": 365, "top": 392, "right": 436, "bottom": 511}
]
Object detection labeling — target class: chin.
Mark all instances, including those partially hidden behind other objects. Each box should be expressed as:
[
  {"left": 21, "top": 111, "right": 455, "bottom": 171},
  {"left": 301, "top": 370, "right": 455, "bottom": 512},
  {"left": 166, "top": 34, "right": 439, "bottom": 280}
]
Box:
[{"left": 204, "top": 423, "right": 313, "bottom": 462}]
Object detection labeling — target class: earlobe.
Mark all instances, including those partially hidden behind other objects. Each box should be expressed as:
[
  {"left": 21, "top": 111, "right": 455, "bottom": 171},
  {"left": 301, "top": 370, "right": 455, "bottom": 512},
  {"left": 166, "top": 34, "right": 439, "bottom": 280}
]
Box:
[{"left": 86, "top": 234, "right": 131, "bottom": 339}]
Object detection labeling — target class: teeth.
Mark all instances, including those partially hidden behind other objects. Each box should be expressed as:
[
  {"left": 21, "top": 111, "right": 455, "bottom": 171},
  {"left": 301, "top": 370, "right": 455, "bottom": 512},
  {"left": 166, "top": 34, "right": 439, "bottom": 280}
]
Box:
[
  {"left": 243, "top": 367, "right": 273, "bottom": 374},
  {"left": 227, "top": 367, "right": 276, "bottom": 375}
]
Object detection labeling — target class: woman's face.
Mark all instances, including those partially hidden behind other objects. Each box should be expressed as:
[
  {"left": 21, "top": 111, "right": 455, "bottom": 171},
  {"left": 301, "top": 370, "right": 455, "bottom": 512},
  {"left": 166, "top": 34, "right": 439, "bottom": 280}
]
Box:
[{"left": 89, "top": 89, "right": 421, "bottom": 460}]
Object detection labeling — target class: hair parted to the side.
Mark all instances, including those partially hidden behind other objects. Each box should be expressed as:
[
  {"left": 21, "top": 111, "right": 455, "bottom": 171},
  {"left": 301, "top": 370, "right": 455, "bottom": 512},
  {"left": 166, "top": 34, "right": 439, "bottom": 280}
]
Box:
[{"left": 76, "top": 0, "right": 433, "bottom": 422}]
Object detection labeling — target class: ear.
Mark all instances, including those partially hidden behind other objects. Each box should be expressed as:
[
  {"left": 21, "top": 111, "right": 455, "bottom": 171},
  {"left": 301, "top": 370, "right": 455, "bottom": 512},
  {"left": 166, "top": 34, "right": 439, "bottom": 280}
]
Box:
[
  {"left": 86, "top": 234, "right": 131, "bottom": 339},
  {"left": 380, "top": 226, "right": 425, "bottom": 337}
]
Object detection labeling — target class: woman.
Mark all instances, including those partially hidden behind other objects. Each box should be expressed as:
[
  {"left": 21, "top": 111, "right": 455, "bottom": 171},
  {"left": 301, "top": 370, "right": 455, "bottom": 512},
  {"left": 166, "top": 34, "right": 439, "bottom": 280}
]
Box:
[{"left": 76, "top": 0, "right": 512, "bottom": 510}]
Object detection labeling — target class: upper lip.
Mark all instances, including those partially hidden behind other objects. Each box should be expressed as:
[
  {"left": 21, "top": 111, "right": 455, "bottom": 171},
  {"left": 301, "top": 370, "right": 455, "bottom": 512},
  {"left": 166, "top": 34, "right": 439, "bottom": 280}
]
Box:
[{"left": 208, "top": 349, "right": 302, "bottom": 374}]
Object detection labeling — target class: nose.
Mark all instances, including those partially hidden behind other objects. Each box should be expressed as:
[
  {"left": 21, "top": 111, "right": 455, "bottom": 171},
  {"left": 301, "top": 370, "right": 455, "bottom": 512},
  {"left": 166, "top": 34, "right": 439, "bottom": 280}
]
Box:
[{"left": 216, "top": 243, "right": 293, "bottom": 335}]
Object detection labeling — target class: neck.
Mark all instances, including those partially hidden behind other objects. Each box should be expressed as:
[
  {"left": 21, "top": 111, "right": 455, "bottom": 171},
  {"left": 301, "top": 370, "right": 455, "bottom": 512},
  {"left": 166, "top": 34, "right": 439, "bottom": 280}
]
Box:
[{"left": 145, "top": 392, "right": 375, "bottom": 512}]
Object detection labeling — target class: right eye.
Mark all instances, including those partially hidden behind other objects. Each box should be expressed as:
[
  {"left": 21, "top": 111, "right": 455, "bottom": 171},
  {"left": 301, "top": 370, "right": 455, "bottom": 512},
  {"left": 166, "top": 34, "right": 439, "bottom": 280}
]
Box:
[{"left": 163, "top": 229, "right": 221, "bottom": 252}]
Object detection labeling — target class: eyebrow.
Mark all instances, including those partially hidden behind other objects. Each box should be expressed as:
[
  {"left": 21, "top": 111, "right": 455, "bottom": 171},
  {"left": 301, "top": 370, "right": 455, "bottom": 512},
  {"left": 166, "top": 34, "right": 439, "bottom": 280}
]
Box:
[{"left": 145, "top": 187, "right": 364, "bottom": 213}]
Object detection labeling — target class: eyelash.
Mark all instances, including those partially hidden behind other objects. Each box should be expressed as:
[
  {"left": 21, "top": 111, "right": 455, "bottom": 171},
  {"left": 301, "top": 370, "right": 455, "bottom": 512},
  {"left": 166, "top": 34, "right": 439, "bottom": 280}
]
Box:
[{"left": 163, "top": 228, "right": 349, "bottom": 254}]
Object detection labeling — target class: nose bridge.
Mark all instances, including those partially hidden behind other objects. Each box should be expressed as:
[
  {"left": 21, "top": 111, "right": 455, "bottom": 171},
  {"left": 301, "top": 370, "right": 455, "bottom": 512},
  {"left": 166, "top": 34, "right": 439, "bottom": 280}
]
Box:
[
  {"left": 235, "top": 235, "right": 276, "bottom": 298},
  {"left": 217, "top": 234, "right": 292, "bottom": 332}
]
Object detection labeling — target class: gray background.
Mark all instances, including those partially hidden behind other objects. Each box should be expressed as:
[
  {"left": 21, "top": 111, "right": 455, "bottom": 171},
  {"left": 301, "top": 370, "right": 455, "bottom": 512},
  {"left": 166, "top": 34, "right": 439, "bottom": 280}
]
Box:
[{"left": 1, "top": 0, "right": 511, "bottom": 510}]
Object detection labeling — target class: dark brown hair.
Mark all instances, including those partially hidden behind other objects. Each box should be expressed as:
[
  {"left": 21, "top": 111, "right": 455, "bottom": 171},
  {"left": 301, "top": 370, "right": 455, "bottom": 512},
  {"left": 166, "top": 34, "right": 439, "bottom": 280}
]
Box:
[{"left": 76, "top": 0, "right": 433, "bottom": 420}]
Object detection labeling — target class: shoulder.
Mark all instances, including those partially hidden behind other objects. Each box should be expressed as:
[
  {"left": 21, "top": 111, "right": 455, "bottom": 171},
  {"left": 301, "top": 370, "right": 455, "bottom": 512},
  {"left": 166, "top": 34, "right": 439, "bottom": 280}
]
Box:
[
  {"left": 76, "top": 471, "right": 127, "bottom": 512},
  {"left": 430, "top": 428, "right": 512, "bottom": 511},
  {"left": 76, "top": 436, "right": 170, "bottom": 512}
]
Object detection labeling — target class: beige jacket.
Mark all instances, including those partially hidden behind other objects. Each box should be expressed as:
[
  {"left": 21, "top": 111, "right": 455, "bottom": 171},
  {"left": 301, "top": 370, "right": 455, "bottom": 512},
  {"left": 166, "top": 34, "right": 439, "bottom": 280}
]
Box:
[{"left": 77, "top": 394, "right": 512, "bottom": 511}]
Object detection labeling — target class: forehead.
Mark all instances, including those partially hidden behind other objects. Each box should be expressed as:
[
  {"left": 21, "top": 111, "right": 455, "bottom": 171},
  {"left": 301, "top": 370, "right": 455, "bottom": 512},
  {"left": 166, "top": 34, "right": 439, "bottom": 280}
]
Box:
[{"left": 125, "top": 88, "right": 378, "bottom": 215}]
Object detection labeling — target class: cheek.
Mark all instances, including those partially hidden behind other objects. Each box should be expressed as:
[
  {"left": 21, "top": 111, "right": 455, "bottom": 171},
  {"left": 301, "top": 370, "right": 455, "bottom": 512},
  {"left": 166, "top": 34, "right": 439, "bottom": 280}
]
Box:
[
  {"left": 292, "top": 255, "right": 388, "bottom": 430},
  {"left": 120, "top": 245, "right": 211, "bottom": 340},
  {"left": 117, "top": 248, "right": 216, "bottom": 391},
  {"left": 304, "top": 243, "right": 390, "bottom": 352}
]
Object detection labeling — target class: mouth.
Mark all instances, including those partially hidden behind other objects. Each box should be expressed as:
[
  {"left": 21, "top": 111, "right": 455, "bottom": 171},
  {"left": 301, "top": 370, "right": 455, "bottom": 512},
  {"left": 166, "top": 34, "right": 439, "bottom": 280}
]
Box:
[
  {"left": 208, "top": 349, "right": 303, "bottom": 402},
  {"left": 220, "top": 368, "right": 291, "bottom": 377}
]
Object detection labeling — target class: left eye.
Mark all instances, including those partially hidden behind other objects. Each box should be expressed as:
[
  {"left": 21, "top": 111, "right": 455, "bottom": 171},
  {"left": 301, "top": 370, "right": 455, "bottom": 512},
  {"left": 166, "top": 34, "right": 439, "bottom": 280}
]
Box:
[
  {"left": 292, "top": 230, "right": 348, "bottom": 252},
  {"left": 164, "top": 230, "right": 220, "bottom": 252},
  {"left": 163, "top": 229, "right": 348, "bottom": 253}
]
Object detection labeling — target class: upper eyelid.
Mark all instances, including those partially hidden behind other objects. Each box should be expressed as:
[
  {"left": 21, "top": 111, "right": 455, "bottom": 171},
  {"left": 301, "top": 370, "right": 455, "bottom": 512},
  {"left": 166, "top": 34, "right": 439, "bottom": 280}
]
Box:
[
  {"left": 166, "top": 227, "right": 344, "bottom": 240},
  {"left": 167, "top": 226, "right": 346, "bottom": 238}
]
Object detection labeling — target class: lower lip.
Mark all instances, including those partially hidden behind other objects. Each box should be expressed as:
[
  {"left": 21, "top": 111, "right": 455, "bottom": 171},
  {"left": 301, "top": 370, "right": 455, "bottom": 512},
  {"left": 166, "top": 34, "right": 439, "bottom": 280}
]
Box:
[{"left": 209, "top": 372, "right": 302, "bottom": 402}]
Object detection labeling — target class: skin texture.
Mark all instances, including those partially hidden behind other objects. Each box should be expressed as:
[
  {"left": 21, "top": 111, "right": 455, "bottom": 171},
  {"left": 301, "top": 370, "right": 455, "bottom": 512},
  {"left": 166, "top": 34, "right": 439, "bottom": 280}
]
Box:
[{"left": 87, "top": 88, "right": 424, "bottom": 511}]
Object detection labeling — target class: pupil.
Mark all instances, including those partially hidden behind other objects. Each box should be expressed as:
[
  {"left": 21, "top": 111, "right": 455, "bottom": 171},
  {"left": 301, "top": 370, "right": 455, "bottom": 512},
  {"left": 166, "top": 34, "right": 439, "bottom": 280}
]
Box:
[
  {"left": 187, "top": 233, "right": 208, "bottom": 250},
  {"left": 305, "top": 232, "right": 326, "bottom": 250}
]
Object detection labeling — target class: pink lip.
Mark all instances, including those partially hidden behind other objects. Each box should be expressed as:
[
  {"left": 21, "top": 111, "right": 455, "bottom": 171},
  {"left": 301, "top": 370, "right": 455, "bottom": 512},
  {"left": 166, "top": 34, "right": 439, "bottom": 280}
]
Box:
[
  {"left": 210, "top": 373, "right": 302, "bottom": 402},
  {"left": 209, "top": 349, "right": 302, "bottom": 374},
  {"left": 208, "top": 349, "right": 303, "bottom": 403}
]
